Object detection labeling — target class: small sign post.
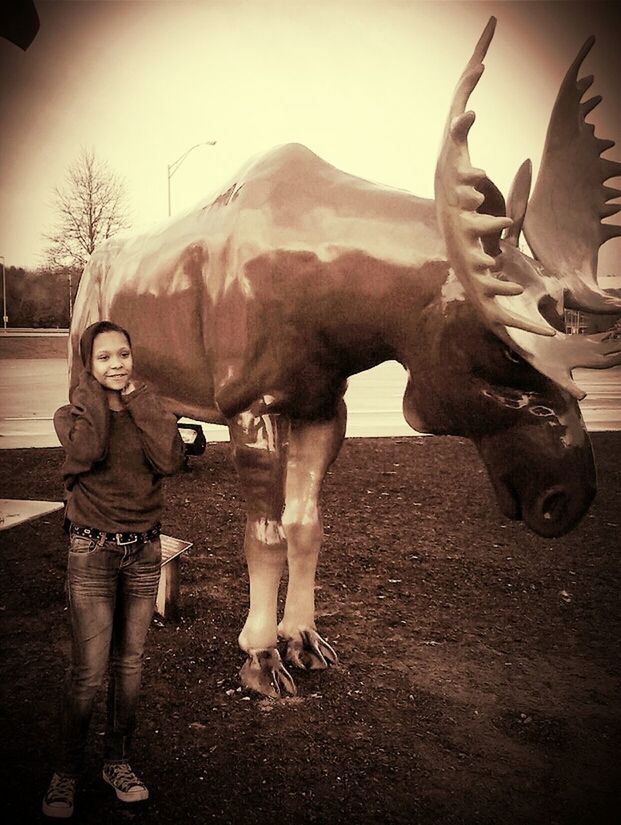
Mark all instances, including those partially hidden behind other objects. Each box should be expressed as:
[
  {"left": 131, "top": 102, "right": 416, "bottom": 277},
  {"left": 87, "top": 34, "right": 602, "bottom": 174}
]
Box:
[{"left": 155, "top": 534, "right": 193, "bottom": 619}]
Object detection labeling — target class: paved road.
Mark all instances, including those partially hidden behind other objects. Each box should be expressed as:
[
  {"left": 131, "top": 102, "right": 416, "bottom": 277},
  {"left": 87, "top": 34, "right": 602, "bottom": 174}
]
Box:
[{"left": 1, "top": 359, "right": 620, "bottom": 449}]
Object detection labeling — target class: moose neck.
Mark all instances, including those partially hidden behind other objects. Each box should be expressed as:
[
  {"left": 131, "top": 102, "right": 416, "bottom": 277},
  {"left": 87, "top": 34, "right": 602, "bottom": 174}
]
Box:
[
  {"left": 313, "top": 253, "right": 480, "bottom": 436},
  {"left": 320, "top": 252, "right": 452, "bottom": 376},
  {"left": 311, "top": 249, "right": 466, "bottom": 435}
]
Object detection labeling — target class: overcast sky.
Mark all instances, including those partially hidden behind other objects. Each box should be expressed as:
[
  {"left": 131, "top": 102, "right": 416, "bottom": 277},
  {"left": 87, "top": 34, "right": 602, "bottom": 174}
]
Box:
[{"left": 1, "top": 0, "right": 619, "bottom": 275}]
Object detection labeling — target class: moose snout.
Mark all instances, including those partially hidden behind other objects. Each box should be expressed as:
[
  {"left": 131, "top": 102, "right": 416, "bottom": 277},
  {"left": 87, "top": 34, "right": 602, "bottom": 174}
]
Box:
[
  {"left": 522, "top": 482, "right": 596, "bottom": 538},
  {"left": 476, "top": 426, "right": 597, "bottom": 539}
]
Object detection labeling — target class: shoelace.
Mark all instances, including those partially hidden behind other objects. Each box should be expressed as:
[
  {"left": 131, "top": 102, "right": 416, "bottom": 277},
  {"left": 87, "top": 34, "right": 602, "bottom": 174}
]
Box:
[
  {"left": 106, "top": 764, "right": 145, "bottom": 791},
  {"left": 46, "top": 775, "right": 75, "bottom": 804}
]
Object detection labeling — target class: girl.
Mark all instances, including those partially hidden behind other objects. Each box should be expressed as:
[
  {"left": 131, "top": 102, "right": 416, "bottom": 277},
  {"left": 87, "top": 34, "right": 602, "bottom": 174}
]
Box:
[{"left": 43, "top": 321, "right": 185, "bottom": 818}]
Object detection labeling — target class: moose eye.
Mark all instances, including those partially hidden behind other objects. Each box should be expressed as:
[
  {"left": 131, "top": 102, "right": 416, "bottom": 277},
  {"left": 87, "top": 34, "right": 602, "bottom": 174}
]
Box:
[
  {"left": 503, "top": 347, "right": 523, "bottom": 365},
  {"left": 531, "top": 405, "right": 556, "bottom": 418}
]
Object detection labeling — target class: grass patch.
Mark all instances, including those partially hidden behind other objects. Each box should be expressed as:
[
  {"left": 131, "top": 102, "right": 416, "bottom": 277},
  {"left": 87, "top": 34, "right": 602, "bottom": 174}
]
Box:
[{"left": 0, "top": 335, "right": 68, "bottom": 359}]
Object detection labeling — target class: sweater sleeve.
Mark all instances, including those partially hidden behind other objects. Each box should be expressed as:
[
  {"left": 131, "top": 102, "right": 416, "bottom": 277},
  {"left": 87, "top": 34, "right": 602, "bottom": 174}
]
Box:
[
  {"left": 53, "top": 372, "right": 110, "bottom": 484},
  {"left": 122, "top": 384, "right": 185, "bottom": 476}
]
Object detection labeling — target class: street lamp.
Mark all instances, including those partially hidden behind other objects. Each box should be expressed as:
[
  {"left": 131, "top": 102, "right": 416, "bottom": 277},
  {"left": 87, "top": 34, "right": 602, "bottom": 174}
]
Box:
[
  {"left": 167, "top": 141, "right": 216, "bottom": 216},
  {"left": 0, "top": 255, "right": 6, "bottom": 331},
  {"left": 68, "top": 270, "right": 73, "bottom": 324}
]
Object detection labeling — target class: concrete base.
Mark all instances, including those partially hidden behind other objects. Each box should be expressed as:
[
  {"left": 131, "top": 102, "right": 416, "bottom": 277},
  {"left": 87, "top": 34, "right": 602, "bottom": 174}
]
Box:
[{"left": 0, "top": 499, "right": 64, "bottom": 531}]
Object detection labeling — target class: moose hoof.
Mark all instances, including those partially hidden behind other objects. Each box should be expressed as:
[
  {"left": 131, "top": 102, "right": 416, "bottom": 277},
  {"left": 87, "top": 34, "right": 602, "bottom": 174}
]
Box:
[
  {"left": 239, "top": 648, "right": 297, "bottom": 698},
  {"left": 285, "top": 629, "right": 338, "bottom": 670}
]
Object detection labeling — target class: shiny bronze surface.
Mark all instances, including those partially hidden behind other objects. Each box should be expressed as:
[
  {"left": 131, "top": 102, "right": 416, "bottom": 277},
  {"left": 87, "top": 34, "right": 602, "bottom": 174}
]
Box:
[{"left": 69, "top": 17, "right": 620, "bottom": 694}]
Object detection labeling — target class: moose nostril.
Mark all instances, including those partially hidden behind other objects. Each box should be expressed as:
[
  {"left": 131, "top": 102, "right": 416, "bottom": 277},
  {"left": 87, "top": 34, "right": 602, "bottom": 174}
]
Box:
[
  {"left": 524, "top": 480, "right": 595, "bottom": 538},
  {"left": 539, "top": 488, "right": 568, "bottom": 522}
]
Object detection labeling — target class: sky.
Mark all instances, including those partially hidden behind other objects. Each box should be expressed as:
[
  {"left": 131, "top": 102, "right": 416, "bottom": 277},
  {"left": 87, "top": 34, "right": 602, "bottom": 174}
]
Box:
[{"left": 0, "top": 0, "right": 619, "bottom": 275}]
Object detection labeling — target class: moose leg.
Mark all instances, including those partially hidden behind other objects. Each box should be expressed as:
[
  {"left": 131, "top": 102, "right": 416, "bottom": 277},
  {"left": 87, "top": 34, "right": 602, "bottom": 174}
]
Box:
[
  {"left": 228, "top": 408, "right": 296, "bottom": 698},
  {"left": 279, "top": 401, "right": 346, "bottom": 670}
]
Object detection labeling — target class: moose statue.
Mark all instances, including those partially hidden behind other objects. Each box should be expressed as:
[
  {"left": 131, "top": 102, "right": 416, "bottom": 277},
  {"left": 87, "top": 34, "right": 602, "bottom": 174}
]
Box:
[{"left": 69, "top": 18, "right": 621, "bottom": 697}]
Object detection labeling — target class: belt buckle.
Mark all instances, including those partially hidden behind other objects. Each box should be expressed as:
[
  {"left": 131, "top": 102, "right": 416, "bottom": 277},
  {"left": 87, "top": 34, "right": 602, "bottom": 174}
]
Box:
[{"left": 116, "top": 533, "right": 138, "bottom": 546}]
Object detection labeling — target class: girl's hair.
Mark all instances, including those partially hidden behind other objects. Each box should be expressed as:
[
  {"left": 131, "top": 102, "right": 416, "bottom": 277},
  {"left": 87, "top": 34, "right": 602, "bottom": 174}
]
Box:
[{"left": 79, "top": 321, "right": 132, "bottom": 369}]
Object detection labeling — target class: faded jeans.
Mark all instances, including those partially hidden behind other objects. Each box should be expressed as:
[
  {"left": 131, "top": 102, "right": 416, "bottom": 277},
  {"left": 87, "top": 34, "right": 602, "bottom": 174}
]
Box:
[{"left": 56, "top": 531, "right": 161, "bottom": 777}]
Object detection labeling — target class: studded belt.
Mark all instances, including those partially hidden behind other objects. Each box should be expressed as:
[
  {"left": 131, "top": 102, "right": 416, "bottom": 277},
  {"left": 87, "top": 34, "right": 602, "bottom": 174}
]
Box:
[{"left": 70, "top": 524, "right": 161, "bottom": 546}]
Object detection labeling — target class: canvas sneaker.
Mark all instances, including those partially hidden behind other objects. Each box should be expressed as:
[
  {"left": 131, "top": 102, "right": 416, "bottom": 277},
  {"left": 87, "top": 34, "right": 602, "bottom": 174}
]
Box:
[
  {"left": 42, "top": 773, "right": 77, "bottom": 818},
  {"left": 102, "top": 762, "right": 149, "bottom": 802}
]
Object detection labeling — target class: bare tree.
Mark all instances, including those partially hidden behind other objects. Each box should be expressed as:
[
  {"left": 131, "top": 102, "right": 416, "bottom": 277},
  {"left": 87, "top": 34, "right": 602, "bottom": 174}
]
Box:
[{"left": 44, "top": 148, "right": 131, "bottom": 270}]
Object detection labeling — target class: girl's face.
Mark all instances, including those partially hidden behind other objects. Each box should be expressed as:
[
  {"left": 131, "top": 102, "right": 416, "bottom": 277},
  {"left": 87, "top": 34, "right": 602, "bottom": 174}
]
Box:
[{"left": 91, "top": 330, "right": 133, "bottom": 392}]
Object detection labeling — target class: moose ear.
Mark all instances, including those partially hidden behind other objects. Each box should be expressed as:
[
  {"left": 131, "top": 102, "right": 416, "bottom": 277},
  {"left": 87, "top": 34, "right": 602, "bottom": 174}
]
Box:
[
  {"left": 504, "top": 160, "right": 532, "bottom": 247},
  {"left": 475, "top": 176, "right": 507, "bottom": 257}
]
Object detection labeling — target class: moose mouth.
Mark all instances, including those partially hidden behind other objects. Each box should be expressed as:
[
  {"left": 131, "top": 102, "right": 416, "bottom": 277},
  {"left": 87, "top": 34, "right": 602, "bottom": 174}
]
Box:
[{"left": 491, "top": 474, "right": 522, "bottom": 522}]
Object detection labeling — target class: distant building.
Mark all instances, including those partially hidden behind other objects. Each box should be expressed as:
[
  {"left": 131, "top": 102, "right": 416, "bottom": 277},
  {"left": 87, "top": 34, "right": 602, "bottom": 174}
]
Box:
[
  {"left": 564, "top": 309, "right": 588, "bottom": 334},
  {"left": 564, "top": 275, "right": 621, "bottom": 335}
]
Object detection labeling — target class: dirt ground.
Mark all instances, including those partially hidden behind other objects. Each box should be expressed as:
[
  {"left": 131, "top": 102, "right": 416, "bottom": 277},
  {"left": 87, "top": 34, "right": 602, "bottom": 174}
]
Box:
[{"left": 1, "top": 433, "right": 620, "bottom": 825}]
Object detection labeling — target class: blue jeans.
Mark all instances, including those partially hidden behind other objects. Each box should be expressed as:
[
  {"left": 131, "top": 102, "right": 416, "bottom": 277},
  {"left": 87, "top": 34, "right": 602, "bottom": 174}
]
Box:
[{"left": 56, "top": 532, "right": 161, "bottom": 777}]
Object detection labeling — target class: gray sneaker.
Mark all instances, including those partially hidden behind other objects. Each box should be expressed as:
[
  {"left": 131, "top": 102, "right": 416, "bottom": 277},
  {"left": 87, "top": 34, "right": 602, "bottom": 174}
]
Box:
[
  {"left": 102, "top": 762, "right": 149, "bottom": 802},
  {"left": 42, "top": 773, "right": 76, "bottom": 818}
]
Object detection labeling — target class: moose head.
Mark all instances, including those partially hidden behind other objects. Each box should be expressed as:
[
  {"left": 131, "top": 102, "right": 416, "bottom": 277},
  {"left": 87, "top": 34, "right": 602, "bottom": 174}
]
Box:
[{"left": 420, "top": 16, "right": 621, "bottom": 537}]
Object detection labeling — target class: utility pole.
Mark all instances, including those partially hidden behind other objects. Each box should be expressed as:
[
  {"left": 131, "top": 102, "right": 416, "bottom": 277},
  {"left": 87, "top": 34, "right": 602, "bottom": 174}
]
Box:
[
  {"left": 0, "top": 256, "right": 7, "bottom": 330},
  {"left": 68, "top": 270, "right": 73, "bottom": 323}
]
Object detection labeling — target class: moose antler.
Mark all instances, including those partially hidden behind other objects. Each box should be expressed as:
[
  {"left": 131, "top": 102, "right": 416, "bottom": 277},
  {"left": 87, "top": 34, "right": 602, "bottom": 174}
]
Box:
[
  {"left": 492, "top": 243, "right": 621, "bottom": 397},
  {"left": 523, "top": 36, "right": 621, "bottom": 314},
  {"left": 434, "top": 17, "right": 556, "bottom": 339},
  {"left": 435, "top": 17, "right": 621, "bottom": 398}
]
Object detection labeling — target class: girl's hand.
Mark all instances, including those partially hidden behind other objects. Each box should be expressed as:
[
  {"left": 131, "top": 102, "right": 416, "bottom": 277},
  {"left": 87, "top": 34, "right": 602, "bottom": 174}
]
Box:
[
  {"left": 121, "top": 380, "right": 137, "bottom": 396},
  {"left": 70, "top": 369, "right": 107, "bottom": 406}
]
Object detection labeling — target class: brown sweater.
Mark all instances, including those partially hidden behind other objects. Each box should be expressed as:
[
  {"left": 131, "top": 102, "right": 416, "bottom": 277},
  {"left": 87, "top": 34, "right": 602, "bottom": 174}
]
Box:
[{"left": 54, "top": 375, "right": 185, "bottom": 532}]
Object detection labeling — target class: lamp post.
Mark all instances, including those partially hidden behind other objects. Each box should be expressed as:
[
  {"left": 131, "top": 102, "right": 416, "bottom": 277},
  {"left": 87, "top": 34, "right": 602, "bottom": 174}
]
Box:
[
  {"left": 68, "top": 270, "right": 73, "bottom": 324},
  {"left": 0, "top": 256, "right": 6, "bottom": 331},
  {"left": 167, "top": 141, "right": 216, "bottom": 216}
]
